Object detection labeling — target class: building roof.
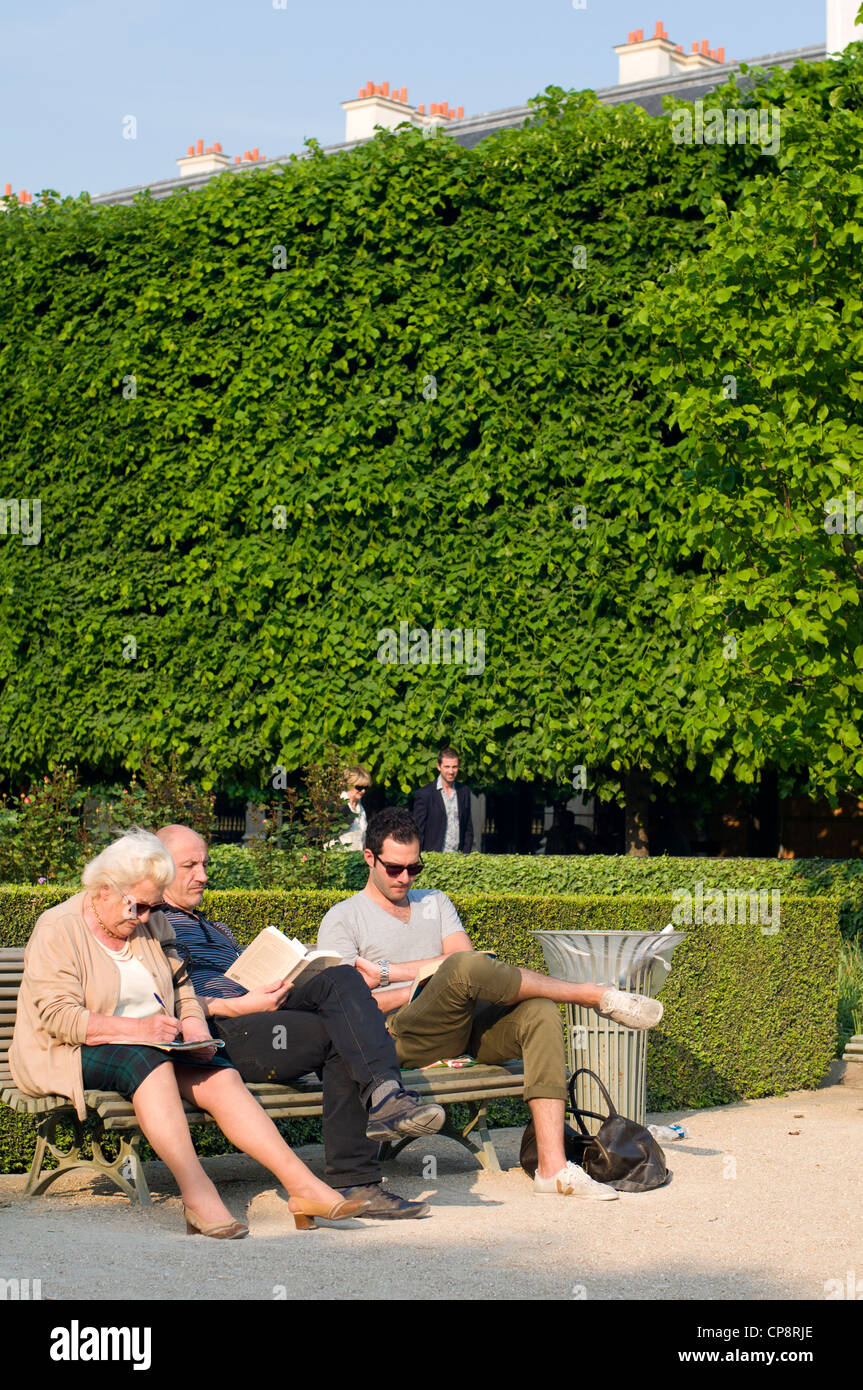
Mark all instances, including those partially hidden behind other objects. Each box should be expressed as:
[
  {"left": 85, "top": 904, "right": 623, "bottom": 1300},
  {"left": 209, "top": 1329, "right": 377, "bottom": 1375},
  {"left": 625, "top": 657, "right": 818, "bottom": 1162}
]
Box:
[{"left": 90, "top": 42, "right": 826, "bottom": 209}]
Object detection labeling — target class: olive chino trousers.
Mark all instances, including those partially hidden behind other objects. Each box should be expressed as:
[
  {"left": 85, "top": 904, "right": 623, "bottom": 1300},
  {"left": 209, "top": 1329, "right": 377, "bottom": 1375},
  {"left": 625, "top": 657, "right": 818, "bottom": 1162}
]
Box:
[{"left": 386, "top": 951, "right": 568, "bottom": 1101}]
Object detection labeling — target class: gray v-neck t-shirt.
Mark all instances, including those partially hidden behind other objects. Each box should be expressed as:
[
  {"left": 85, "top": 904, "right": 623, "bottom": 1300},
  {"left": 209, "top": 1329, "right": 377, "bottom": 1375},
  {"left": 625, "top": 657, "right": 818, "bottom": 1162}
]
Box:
[{"left": 317, "top": 889, "right": 464, "bottom": 996}]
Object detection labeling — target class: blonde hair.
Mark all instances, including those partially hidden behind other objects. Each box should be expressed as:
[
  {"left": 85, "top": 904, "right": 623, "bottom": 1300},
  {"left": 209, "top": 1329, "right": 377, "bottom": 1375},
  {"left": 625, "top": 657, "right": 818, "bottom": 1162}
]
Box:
[
  {"left": 81, "top": 827, "right": 176, "bottom": 895},
  {"left": 344, "top": 764, "right": 371, "bottom": 789}
]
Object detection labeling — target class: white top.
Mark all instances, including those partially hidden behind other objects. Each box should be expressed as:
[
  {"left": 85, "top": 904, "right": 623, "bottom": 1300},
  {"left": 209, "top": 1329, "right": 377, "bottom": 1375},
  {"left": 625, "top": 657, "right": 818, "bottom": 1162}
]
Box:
[
  {"left": 95, "top": 938, "right": 161, "bottom": 1019},
  {"left": 336, "top": 791, "right": 368, "bottom": 850}
]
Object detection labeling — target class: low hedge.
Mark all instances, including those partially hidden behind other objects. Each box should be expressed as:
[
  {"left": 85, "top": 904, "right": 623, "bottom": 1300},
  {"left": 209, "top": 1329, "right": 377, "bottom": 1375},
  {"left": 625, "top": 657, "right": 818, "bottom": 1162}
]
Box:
[
  {"left": 0, "top": 886, "right": 839, "bottom": 1175},
  {"left": 202, "top": 849, "right": 863, "bottom": 943}
]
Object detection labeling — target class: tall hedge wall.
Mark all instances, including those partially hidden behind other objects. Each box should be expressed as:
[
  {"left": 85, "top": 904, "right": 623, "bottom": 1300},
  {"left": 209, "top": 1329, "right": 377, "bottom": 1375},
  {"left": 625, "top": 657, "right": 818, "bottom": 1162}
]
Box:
[
  {"left": 2, "top": 54, "right": 861, "bottom": 800},
  {"left": 0, "top": 886, "right": 839, "bottom": 1173}
]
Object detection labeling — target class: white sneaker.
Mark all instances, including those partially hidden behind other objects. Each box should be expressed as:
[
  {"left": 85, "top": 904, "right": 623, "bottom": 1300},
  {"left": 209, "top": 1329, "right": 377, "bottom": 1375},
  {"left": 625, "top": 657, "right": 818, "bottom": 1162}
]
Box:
[
  {"left": 597, "top": 988, "right": 663, "bottom": 1030},
  {"left": 534, "top": 1161, "right": 618, "bottom": 1200}
]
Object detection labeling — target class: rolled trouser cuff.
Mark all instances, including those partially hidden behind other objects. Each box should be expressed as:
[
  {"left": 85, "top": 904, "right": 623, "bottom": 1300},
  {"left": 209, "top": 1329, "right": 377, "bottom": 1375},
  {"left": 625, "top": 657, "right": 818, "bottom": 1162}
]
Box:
[{"left": 522, "top": 1083, "right": 569, "bottom": 1102}]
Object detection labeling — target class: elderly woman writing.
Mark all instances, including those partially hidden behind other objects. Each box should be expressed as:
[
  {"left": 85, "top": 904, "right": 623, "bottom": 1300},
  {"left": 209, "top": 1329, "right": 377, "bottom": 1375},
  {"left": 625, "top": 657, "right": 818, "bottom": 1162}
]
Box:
[{"left": 10, "top": 829, "right": 368, "bottom": 1236}]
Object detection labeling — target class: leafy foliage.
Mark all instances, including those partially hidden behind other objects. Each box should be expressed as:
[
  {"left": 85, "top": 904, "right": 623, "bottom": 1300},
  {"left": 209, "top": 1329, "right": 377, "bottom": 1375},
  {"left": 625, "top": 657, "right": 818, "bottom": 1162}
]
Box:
[
  {"left": 0, "top": 51, "right": 861, "bottom": 802},
  {"left": 0, "top": 766, "right": 91, "bottom": 883},
  {"left": 0, "top": 758, "right": 212, "bottom": 883},
  {"left": 637, "top": 48, "right": 863, "bottom": 799},
  {"left": 247, "top": 748, "right": 355, "bottom": 887}
]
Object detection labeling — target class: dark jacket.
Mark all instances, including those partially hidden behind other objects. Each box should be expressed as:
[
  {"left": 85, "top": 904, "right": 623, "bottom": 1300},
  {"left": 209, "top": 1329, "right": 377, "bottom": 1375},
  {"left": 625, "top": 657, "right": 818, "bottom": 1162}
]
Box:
[{"left": 412, "top": 780, "right": 473, "bottom": 853}]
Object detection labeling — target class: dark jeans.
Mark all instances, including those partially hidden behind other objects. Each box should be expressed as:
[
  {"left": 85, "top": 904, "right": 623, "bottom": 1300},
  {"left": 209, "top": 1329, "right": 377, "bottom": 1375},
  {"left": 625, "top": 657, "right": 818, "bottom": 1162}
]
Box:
[{"left": 212, "top": 965, "right": 400, "bottom": 1189}]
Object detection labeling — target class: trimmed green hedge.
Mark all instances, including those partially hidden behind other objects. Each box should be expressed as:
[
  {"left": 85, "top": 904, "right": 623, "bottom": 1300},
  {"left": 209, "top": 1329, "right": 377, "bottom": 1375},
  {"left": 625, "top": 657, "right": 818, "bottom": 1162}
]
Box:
[
  {"left": 0, "top": 885, "right": 839, "bottom": 1173},
  {"left": 4, "top": 56, "right": 862, "bottom": 803},
  {"left": 204, "top": 848, "right": 863, "bottom": 941}
]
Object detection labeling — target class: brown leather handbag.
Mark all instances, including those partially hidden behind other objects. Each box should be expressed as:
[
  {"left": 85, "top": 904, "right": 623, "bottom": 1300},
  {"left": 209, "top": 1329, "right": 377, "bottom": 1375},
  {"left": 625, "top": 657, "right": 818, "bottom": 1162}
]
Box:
[
  {"left": 520, "top": 1066, "right": 671, "bottom": 1193},
  {"left": 567, "top": 1067, "right": 671, "bottom": 1192}
]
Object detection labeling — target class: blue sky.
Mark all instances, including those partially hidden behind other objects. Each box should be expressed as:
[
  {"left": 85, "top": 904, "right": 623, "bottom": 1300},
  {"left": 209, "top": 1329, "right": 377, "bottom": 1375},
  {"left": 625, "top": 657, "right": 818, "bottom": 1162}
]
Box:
[{"left": 0, "top": 1, "right": 829, "bottom": 199}]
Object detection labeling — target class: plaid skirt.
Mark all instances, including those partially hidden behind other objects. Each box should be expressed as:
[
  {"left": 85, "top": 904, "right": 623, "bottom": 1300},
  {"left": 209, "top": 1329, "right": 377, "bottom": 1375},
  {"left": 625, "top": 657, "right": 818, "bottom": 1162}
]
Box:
[{"left": 81, "top": 1042, "right": 235, "bottom": 1097}]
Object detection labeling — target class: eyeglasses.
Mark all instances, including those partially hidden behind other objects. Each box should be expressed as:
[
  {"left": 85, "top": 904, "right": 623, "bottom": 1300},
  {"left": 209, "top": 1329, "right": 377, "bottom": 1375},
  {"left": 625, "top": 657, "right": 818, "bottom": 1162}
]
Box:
[
  {"left": 122, "top": 896, "right": 159, "bottom": 918},
  {"left": 373, "top": 855, "right": 425, "bottom": 878},
  {"left": 352, "top": 785, "right": 368, "bottom": 792}
]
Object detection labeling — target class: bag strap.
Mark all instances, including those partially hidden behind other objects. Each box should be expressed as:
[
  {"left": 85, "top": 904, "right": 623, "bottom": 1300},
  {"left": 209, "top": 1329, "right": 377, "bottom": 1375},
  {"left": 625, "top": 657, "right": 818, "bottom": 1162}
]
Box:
[{"left": 568, "top": 1067, "right": 619, "bottom": 1134}]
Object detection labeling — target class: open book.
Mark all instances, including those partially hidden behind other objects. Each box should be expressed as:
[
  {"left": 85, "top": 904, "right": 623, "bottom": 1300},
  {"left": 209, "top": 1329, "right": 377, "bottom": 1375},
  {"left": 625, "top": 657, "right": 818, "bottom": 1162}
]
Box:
[{"left": 224, "top": 926, "right": 342, "bottom": 992}]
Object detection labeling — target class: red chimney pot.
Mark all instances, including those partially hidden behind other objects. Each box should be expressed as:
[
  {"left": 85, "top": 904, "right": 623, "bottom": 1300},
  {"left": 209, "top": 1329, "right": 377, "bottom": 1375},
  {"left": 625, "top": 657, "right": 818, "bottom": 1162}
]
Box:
[
  {"left": 196, "top": 139, "right": 204, "bottom": 155},
  {"left": 635, "top": 28, "right": 644, "bottom": 41},
  {"left": 214, "top": 141, "right": 222, "bottom": 152},
  {"left": 627, "top": 30, "right": 635, "bottom": 42},
  {"left": 187, "top": 144, "right": 194, "bottom": 155},
  {"left": 700, "top": 39, "right": 709, "bottom": 53},
  {"left": 417, "top": 104, "right": 425, "bottom": 114},
  {"left": 234, "top": 155, "right": 241, "bottom": 163},
  {"left": 400, "top": 86, "right": 407, "bottom": 103},
  {"left": 382, "top": 81, "right": 389, "bottom": 96},
  {"left": 252, "top": 147, "right": 259, "bottom": 160},
  {"left": 457, "top": 105, "right": 464, "bottom": 119},
  {"left": 717, "top": 46, "right": 725, "bottom": 62},
  {"left": 3, "top": 183, "right": 10, "bottom": 196}
]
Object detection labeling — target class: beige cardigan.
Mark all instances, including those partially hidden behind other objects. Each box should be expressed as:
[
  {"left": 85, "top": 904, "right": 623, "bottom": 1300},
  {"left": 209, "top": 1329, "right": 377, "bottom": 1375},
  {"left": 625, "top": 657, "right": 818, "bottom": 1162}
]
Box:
[{"left": 10, "top": 891, "right": 207, "bottom": 1120}]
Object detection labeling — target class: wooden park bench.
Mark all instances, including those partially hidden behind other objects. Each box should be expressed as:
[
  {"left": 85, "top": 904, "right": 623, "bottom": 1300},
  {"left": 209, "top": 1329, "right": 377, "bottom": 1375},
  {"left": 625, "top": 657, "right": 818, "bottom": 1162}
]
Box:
[{"left": 0, "top": 947, "right": 525, "bottom": 1205}]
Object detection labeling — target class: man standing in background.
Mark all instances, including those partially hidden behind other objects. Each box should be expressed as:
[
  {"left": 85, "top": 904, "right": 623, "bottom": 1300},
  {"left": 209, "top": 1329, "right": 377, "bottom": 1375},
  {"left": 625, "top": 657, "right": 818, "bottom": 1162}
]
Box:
[{"left": 412, "top": 748, "right": 473, "bottom": 854}]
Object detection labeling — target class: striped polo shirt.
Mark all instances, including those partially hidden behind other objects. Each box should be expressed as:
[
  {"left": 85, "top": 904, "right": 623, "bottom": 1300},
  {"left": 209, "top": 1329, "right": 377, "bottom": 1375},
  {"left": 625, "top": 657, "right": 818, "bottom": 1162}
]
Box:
[{"left": 159, "top": 904, "right": 247, "bottom": 1000}]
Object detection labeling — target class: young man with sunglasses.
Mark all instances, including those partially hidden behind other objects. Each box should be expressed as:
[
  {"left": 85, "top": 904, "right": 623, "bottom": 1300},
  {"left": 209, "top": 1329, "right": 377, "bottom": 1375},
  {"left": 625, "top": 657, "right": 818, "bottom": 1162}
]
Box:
[
  {"left": 317, "top": 807, "right": 664, "bottom": 1201},
  {"left": 154, "top": 824, "right": 445, "bottom": 1220}
]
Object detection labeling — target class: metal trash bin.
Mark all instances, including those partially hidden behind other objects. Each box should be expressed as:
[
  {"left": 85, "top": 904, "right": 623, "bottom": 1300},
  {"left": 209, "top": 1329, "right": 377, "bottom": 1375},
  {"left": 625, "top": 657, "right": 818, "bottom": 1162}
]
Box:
[{"left": 532, "top": 929, "right": 686, "bottom": 1133}]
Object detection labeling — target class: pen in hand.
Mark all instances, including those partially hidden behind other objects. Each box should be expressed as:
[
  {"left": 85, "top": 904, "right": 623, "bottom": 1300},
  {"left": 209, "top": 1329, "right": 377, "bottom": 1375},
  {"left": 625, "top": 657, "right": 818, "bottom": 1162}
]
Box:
[{"left": 153, "top": 992, "right": 167, "bottom": 1012}]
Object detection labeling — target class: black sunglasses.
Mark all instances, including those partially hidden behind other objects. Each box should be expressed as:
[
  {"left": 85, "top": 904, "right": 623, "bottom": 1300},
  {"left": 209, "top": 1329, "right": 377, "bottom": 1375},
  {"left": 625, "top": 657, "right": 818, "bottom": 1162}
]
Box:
[
  {"left": 122, "top": 896, "right": 159, "bottom": 917},
  {"left": 373, "top": 855, "right": 425, "bottom": 878}
]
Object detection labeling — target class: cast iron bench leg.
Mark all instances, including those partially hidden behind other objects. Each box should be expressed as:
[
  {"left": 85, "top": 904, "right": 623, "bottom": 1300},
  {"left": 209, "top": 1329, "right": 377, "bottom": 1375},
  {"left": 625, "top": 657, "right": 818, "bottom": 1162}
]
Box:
[
  {"left": 460, "top": 1102, "right": 502, "bottom": 1173},
  {"left": 23, "top": 1111, "right": 150, "bottom": 1204},
  {"left": 379, "top": 1101, "right": 502, "bottom": 1172}
]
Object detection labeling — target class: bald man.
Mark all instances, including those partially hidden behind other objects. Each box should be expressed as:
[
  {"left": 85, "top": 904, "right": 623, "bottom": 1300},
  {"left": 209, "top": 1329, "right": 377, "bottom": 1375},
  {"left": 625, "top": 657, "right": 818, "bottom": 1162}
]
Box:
[{"left": 155, "top": 825, "right": 443, "bottom": 1220}]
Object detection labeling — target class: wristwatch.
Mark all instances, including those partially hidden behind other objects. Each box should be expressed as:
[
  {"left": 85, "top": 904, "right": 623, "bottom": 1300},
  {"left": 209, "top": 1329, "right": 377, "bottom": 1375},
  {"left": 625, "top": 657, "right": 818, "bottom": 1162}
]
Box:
[{"left": 379, "top": 959, "right": 390, "bottom": 989}]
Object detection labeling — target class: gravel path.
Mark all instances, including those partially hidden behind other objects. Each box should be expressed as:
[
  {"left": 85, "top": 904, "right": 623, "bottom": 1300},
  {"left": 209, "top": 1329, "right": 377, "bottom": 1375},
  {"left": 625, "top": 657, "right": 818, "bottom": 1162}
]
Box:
[{"left": 1, "top": 1084, "right": 860, "bottom": 1301}]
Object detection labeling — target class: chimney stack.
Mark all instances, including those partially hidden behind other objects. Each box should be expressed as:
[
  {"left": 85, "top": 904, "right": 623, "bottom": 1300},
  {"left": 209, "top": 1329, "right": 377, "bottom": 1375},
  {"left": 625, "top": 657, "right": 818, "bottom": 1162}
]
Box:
[
  {"left": 177, "top": 139, "right": 232, "bottom": 178},
  {"left": 615, "top": 22, "right": 726, "bottom": 84},
  {"left": 342, "top": 80, "right": 463, "bottom": 141}
]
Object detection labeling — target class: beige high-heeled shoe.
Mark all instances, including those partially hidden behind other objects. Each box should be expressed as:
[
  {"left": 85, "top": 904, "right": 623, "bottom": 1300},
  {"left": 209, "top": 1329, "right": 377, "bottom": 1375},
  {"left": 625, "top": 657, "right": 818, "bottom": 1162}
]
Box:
[
  {"left": 184, "top": 1205, "right": 249, "bottom": 1239},
  {"left": 289, "top": 1196, "right": 371, "bottom": 1230}
]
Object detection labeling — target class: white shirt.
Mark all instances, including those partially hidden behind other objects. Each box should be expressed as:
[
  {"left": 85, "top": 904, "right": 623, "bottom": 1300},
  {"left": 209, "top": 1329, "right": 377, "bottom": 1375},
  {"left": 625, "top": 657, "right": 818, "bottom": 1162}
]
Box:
[
  {"left": 336, "top": 791, "right": 368, "bottom": 850},
  {"left": 95, "top": 938, "right": 161, "bottom": 1019}
]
